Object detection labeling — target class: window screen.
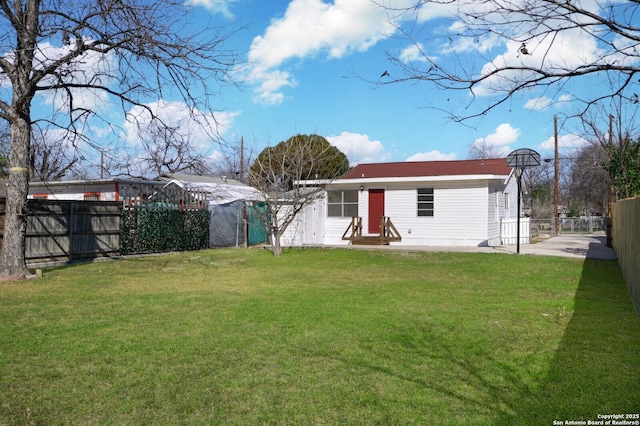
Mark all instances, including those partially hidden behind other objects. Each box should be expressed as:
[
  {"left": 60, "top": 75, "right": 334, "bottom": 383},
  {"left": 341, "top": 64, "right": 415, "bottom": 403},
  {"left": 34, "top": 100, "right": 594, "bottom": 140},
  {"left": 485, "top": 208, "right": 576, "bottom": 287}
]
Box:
[{"left": 417, "top": 188, "right": 434, "bottom": 217}]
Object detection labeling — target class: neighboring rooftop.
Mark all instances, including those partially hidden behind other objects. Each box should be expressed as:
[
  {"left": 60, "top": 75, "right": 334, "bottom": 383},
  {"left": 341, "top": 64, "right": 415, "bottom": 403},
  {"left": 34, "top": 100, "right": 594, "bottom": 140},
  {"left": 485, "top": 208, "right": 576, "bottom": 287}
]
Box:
[
  {"left": 159, "top": 173, "right": 246, "bottom": 186},
  {"left": 160, "top": 173, "right": 263, "bottom": 204},
  {"left": 339, "top": 158, "right": 512, "bottom": 180}
]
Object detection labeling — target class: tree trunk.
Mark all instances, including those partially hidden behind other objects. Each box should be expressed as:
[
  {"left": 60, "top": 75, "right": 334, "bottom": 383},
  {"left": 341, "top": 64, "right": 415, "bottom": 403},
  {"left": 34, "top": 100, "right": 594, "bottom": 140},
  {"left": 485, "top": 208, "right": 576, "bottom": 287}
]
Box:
[
  {"left": 272, "top": 231, "right": 283, "bottom": 257},
  {"left": 0, "top": 117, "right": 32, "bottom": 278},
  {"left": 0, "top": 0, "right": 39, "bottom": 279}
]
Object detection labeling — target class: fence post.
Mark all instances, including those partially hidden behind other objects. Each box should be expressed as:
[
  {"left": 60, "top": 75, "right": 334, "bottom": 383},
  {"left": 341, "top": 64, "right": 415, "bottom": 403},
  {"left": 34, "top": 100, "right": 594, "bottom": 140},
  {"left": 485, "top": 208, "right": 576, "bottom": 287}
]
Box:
[{"left": 69, "top": 201, "right": 75, "bottom": 261}]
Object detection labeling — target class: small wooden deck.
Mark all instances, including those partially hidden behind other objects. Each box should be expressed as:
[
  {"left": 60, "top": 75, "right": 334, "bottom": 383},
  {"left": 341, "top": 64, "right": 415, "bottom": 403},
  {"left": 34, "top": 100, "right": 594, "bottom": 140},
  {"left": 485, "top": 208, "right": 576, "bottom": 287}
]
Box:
[{"left": 342, "top": 216, "right": 401, "bottom": 246}]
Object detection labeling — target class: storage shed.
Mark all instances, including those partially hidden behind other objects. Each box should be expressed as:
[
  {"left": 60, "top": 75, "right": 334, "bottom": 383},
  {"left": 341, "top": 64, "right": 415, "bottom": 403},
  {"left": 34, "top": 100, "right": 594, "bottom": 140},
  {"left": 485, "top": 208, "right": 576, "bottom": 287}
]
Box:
[{"left": 159, "top": 174, "right": 268, "bottom": 247}]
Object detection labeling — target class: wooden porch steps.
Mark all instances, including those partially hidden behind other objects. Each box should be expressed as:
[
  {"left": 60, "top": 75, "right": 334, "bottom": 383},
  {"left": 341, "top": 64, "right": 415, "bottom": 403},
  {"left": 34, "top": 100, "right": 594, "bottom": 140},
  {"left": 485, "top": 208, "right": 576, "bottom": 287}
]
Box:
[
  {"left": 351, "top": 236, "right": 394, "bottom": 245},
  {"left": 342, "top": 216, "right": 402, "bottom": 246}
]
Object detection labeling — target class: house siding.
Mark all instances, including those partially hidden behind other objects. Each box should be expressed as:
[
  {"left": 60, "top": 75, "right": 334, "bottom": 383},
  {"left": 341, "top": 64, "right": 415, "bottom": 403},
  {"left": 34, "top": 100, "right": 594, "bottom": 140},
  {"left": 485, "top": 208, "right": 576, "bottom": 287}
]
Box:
[
  {"left": 278, "top": 204, "right": 303, "bottom": 246},
  {"left": 280, "top": 197, "right": 328, "bottom": 246},
  {"left": 506, "top": 173, "right": 519, "bottom": 219},
  {"left": 380, "top": 182, "right": 490, "bottom": 246},
  {"left": 28, "top": 183, "right": 119, "bottom": 201},
  {"left": 279, "top": 209, "right": 303, "bottom": 246}
]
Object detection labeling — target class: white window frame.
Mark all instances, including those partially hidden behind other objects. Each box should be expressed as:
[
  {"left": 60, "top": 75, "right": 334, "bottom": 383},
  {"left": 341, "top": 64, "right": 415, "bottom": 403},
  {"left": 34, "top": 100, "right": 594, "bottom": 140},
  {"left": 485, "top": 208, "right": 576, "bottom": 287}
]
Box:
[{"left": 327, "top": 190, "right": 359, "bottom": 217}]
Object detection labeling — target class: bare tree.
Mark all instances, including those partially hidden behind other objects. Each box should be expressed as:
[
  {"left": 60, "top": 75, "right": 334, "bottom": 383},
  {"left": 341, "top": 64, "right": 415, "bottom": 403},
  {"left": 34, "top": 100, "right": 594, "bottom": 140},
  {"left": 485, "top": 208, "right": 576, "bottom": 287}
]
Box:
[
  {"left": 467, "top": 138, "right": 503, "bottom": 159},
  {"left": 382, "top": 1, "right": 640, "bottom": 122},
  {"left": 249, "top": 134, "right": 349, "bottom": 257},
  {"left": 126, "top": 121, "right": 213, "bottom": 178},
  {"left": 29, "top": 128, "right": 80, "bottom": 181},
  {"left": 523, "top": 160, "right": 555, "bottom": 218},
  {"left": 0, "top": 0, "right": 239, "bottom": 278},
  {"left": 578, "top": 92, "right": 640, "bottom": 202},
  {"left": 566, "top": 143, "right": 610, "bottom": 216},
  {"left": 212, "top": 136, "right": 257, "bottom": 183}
]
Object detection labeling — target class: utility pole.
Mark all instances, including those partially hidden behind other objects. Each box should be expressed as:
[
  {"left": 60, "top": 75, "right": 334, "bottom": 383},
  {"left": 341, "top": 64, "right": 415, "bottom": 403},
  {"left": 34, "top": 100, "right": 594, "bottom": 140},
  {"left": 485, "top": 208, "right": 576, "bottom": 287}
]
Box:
[
  {"left": 100, "top": 149, "right": 105, "bottom": 179},
  {"left": 607, "top": 114, "right": 614, "bottom": 218},
  {"left": 554, "top": 115, "right": 559, "bottom": 236},
  {"left": 606, "top": 114, "right": 614, "bottom": 247},
  {"left": 239, "top": 136, "right": 245, "bottom": 182}
]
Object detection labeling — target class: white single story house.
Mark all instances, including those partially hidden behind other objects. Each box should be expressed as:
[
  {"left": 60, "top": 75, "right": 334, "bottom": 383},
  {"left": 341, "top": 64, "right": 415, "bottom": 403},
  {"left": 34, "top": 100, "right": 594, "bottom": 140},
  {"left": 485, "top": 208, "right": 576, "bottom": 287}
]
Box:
[{"left": 281, "top": 158, "right": 527, "bottom": 247}]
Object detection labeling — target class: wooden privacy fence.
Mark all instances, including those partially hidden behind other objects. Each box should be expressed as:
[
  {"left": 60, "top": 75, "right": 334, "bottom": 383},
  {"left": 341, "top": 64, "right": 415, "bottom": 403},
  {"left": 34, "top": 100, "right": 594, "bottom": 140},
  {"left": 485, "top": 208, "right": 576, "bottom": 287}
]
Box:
[
  {"left": 0, "top": 199, "right": 122, "bottom": 266},
  {"left": 612, "top": 196, "right": 640, "bottom": 316}
]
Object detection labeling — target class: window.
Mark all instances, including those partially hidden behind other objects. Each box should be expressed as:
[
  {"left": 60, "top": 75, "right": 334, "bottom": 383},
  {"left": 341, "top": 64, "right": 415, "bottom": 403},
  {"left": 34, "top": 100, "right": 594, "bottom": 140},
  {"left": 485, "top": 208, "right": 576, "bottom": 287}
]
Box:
[
  {"left": 417, "top": 188, "right": 434, "bottom": 217},
  {"left": 327, "top": 190, "right": 359, "bottom": 217},
  {"left": 504, "top": 193, "right": 510, "bottom": 219},
  {"left": 84, "top": 192, "right": 101, "bottom": 201}
]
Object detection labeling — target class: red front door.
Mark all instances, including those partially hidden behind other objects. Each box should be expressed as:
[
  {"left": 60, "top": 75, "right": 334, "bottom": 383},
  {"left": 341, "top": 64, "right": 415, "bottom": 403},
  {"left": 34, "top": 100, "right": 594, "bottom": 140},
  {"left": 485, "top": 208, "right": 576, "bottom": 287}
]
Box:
[{"left": 368, "top": 189, "right": 385, "bottom": 234}]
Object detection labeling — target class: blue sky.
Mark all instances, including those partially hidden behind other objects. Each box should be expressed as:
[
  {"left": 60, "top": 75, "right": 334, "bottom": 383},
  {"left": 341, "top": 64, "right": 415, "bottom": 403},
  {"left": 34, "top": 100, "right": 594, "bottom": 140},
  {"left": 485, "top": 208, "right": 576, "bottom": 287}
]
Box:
[
  {"left": 4, "top": 0, "right": 627, "bottom": 177},
  {"left": 198, "top": 0, "right": 604, "bottom": 167}
]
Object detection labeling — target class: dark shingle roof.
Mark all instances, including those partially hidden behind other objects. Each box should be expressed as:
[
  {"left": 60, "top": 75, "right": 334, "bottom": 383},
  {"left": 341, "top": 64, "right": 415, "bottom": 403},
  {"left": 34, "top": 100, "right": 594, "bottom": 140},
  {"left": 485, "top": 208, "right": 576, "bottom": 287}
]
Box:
[{"left": 339, "top": 158, "right": 511, "bottom": 180}]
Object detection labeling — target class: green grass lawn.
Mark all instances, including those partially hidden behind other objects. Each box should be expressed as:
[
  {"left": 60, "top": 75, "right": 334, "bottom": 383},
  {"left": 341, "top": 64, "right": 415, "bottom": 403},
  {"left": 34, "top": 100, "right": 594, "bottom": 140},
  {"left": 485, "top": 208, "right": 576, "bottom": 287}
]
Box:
[{"left": 1, "top": 248, "right": 638, "bottom": 425}]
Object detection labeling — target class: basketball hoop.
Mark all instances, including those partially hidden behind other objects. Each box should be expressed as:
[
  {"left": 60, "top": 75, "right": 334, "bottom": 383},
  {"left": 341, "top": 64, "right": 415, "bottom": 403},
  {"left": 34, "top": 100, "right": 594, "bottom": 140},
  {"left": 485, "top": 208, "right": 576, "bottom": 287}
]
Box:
[
  {"left": 507, "top": 148, "right": 541, "bottom": 169},
  {"left": 506, "top": 148, "right": 540, "bottom": 254}
]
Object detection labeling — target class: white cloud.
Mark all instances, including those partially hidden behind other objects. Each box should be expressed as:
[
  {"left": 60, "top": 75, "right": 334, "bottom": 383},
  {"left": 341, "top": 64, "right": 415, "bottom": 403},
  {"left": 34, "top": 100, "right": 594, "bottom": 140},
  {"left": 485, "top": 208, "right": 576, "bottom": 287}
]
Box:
[
  {"left": 402, "top": 1, "right": 613, "bottom": 98},
  {"left": 474, "top": 27, "right": 602, "bottom": 97},
  {"left": 524, "top": 96, "right": 553, "bottom": 111},
  {"left": 250, "top": 69, "right": 297, "bottom": 106},
  {"left": 539, "top": 133, "right": 588, "bottom": 151},
  {"left": 406, "top": 150, "right": 457, "bottom": 161},
  {"left": 557, "top": 94, "right": 573, "bottom": 103},
  {"left": 17, "top": 40, "right": 119, "bottom": 112},
  {"left": 40, "top": 85, "right": 111, "bottom": 114},
  {"left": 470, "top": 123, "right": 520, "bottom": 157},
  {"left": 327, "top": 131, "right": 387, "bottom": 165},
  {"left": 440, "top": 31, "right": 501, "bottom": 55},
  {"left": 120, "top": 101, "right": 239, "bottom": 177},
  {"left": 245, "top": 0, "right": 495, "bottom": 105},
  {"left": 122, "top": 100, "right": 239, "bottom": 151},
  {"left": 483, "top": 122, "right": 520, "bottom": 145},
  {"left": 184, "top": 0, "right": 237, "bottom": 17},
  {"left": 207, "top": 149, "right": 226, "bottom": 164},
  {"left": 524, "top": 94, "right": 574, "bottom": 111},
  {"left": 246, "top": 0, "right": 399, "bottom": 105},
  {"left": 400, "top": 43, "right": 432, "bottom": 63},
  {"left": 415, "top": 1, "right": 458, "bottom": 22}
]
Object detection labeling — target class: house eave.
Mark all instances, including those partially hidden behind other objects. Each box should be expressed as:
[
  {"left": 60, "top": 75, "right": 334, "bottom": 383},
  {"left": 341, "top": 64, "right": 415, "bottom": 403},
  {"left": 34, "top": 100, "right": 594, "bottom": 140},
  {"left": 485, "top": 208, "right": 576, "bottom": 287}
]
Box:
[{"left": 318, "top": 174, "right": 511, "bottom": 187}]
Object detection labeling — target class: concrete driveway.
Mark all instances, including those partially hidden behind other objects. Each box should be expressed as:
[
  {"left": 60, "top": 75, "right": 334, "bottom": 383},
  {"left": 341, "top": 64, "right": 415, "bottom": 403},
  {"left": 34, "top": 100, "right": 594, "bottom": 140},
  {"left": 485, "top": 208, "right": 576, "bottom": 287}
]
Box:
[
  {"left": 495, "top": 233, "right": 617, "bottom": 260},
  {"left": 346, "top": 232, "right": 617, "bottom": 260}
]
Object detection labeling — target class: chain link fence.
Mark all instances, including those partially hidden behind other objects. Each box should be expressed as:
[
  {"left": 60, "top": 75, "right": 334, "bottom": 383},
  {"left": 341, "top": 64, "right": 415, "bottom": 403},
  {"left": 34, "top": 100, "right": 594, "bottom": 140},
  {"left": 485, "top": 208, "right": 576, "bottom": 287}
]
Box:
[{"left": 530, "top": 216, "right": 606, "bottom": 237}]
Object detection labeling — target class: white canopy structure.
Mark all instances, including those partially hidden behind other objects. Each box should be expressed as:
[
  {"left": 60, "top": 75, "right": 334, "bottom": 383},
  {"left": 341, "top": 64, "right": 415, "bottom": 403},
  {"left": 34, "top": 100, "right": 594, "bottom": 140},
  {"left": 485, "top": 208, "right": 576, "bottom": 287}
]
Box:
[{"left": 159, "top": 174, "right": 268, "bottom": 247}]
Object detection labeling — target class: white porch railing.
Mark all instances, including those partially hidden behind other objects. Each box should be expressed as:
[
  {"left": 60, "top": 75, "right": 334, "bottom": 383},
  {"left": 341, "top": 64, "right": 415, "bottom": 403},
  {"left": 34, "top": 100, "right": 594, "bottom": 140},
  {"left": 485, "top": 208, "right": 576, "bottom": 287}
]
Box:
[{"left": 501, "top": 218, "right": 530, "bottom": 245}]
